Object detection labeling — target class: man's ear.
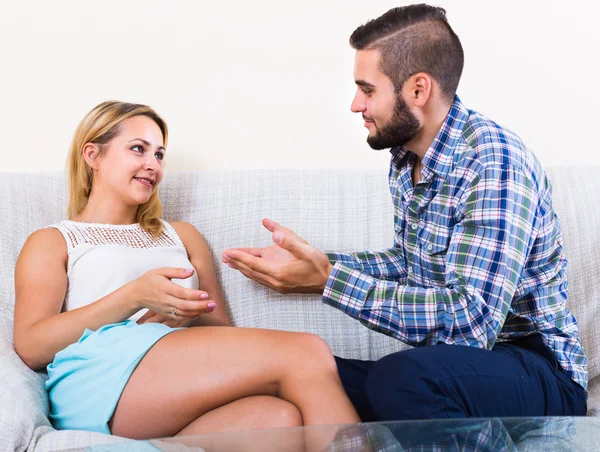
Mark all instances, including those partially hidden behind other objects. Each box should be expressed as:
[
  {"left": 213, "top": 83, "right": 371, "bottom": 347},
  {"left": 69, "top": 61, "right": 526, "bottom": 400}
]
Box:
[
  {"left": 405, "top": 72, "right": 433, "bottom": 108},
  {"left": 82, "top": 143, "right": 101, "bottom": 170}
]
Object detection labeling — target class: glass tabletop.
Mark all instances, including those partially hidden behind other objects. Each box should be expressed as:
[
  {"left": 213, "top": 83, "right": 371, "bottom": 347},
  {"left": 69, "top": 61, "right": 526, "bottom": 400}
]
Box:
[{"left": 72, "top": 416, "right": 600, "bottom": 451}]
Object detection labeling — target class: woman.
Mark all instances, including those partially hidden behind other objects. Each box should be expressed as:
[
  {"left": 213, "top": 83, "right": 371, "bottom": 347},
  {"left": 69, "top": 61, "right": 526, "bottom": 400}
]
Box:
[{"left": 13, "top": 101, "right": 359, "bottom": 439}]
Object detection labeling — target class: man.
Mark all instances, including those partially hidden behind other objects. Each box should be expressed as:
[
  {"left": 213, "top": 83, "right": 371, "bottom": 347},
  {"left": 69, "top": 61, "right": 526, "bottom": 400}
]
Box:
[{"left": 222, "top": 4, "right": 587, "bottom": 420}]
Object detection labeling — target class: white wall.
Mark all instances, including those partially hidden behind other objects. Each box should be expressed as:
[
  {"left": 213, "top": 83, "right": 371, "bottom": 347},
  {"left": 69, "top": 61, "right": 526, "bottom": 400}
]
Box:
[{"left": 0, "top": 0, "right": 598, "bottom": 172}]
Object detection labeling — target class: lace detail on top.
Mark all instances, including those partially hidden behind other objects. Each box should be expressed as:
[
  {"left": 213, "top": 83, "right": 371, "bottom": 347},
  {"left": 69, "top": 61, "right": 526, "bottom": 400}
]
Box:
[
  {"left": 50, "top": 219, "right": 184, "bottom": 254},
  {"left": 46, "top": 219, "right": 196, "bottom": 320}
]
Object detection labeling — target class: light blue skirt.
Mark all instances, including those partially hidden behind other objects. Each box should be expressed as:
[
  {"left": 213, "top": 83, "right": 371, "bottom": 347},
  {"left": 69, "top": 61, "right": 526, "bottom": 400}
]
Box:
[{"left": 46, "top": 320, "right": 179, "bottom": 434}]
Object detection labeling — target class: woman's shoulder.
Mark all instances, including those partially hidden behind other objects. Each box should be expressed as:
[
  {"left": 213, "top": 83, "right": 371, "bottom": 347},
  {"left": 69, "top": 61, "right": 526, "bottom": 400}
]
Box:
[
  {"left": 28, "top": 226, "right": 66, "bottom": 243},
  {"left": 20, "top": 227, "right": 67, "bottom": 262},
  {"left": 167, "top": 221, "right": 204, "bottom": 240},
  {"left": 167, "top": 221, "right": 197, "bottom": 234},
  {"left": 166, "top": 221, "right": 207, "bottom": 251}
]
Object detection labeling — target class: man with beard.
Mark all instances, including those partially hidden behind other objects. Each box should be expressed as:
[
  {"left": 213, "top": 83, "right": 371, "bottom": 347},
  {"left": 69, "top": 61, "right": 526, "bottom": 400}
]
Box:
[{"left": 222, "top": 4, "right": 588, "bottom": 421}]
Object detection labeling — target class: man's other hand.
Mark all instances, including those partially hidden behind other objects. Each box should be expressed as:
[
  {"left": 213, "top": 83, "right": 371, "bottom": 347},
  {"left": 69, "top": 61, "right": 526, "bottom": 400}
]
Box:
[{"left": 222, "top": 218, "right": 332, "bottom": 294}]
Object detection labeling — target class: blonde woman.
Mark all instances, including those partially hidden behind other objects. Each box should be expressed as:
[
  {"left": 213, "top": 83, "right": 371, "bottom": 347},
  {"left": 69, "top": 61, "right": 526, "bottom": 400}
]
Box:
[{"left": 13, "top": 101, "right": 359, "bottom": 439}]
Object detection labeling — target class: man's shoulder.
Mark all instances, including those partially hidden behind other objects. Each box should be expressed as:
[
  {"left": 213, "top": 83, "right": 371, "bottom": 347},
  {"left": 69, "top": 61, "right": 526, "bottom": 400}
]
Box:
[{"left": 457, "top": 109, "right": 541, "bottom": 180}]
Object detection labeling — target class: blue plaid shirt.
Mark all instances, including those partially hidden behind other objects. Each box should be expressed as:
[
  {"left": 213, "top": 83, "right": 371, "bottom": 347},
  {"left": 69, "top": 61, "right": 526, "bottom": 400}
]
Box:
[{"left": 323, "top": 96, "right": 587, "bottom": 391}]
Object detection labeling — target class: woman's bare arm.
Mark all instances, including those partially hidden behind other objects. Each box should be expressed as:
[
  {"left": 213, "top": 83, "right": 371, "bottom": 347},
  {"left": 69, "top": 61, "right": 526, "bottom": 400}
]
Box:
[
  {"left": 171, "top": 222, "right": 232, "bottom": 327},
  {"left": 14, "top": 228, "right": 214, "bottom": 370},
  {"left": 13, "top": 229, "right": 142, "bottom": 370}
]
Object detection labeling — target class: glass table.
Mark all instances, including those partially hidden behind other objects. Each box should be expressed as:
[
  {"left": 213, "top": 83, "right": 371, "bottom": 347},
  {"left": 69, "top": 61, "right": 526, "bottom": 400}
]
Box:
[{"left": 71, "top": 416, "right": 600, "bottom": 451}]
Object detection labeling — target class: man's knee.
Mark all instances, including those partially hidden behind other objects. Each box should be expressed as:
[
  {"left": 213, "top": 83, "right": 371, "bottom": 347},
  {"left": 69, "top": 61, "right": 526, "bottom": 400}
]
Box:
[
  {"left": 365, "top": 349, "right": 432, "bottom": 396},
  {"left": 365, "top": 346, "right": 462, "bottom": 421}
]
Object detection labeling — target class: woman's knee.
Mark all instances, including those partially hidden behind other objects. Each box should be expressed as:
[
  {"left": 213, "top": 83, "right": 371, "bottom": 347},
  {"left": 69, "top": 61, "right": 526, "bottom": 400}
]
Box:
[
  {"left": 293, "top": 333, "right": 337, "bottom": 372},
  {"left": 258, "top": 397, "right": 303, "bottom": 429}
]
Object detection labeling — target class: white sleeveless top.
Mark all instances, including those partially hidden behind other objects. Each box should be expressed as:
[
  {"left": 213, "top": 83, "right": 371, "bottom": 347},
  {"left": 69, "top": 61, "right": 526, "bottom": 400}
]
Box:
[{"left": 49, "top": 220, "right": 199, "bottom": 322}]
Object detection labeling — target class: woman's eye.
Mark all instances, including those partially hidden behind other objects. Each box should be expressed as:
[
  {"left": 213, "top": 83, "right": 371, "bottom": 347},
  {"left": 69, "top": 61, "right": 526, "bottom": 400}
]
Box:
[
  {"left": 131, "top": 145, "right": 144, "bottom": 153},
  {"left": 155, "top": 151, "right": 164, "bottom": 161}
]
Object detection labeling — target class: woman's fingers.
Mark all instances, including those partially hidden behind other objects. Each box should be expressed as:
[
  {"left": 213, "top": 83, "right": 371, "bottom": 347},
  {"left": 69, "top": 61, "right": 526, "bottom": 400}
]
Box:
[
  {"left": 162, "top": 294, "right": 216, "bottom": 317},
  {"left": 165, "top": 280, "right": 210, "bottom": 301},
  {"left": 137, "top": 310, "right": 162, "bottom": 324},
  {"left": 154, "top": 267, "right": 196, "bottom": 280},
  {"left": 145, "top": 274, "right": 216, "bottom": 317}
]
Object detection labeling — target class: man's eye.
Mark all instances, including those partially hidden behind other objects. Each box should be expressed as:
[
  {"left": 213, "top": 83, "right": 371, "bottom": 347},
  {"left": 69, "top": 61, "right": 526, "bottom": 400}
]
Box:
[{"left": 155, "top": 151, "right": 164, "bottom": 161}]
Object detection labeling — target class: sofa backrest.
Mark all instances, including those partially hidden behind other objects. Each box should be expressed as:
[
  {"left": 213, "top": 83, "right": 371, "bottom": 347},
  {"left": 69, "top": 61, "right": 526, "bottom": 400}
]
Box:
[{"left": 0, "top": 168, "right": 598, "bottom": 384}]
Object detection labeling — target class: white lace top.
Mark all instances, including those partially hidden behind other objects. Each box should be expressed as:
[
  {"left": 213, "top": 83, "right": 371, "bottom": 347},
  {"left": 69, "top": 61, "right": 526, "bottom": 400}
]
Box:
[{"left": 49, "top": 220, "right": 198, "bottom": 322}]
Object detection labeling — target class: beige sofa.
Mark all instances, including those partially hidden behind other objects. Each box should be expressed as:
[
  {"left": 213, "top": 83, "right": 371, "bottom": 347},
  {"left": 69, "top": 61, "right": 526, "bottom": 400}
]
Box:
[{"left": 0, "top": 168, "right": 598, "bottom": 451}]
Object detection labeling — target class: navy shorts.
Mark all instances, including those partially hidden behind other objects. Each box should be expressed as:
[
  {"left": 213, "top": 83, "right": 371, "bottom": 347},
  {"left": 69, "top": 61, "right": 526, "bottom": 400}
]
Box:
[{"left": 335, "top": 334, "right": 587, "bottom": 421}]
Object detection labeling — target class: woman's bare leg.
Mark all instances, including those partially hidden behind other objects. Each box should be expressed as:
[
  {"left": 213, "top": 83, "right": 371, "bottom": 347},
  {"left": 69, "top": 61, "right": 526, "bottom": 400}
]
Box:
[
  {"left": 176, "top": 396, "right": 302, "bottom": 435},
  {"left": 110, "top": 327, "right": 359, "bottom": 439},
  {"left": 175, "top": 396, "right": 305, "bottom": 452}
]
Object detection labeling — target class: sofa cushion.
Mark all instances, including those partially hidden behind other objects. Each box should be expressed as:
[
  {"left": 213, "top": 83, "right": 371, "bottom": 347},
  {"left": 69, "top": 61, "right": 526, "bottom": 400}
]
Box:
[
  {"left": 0, "top": 316, "right": 53, "bottom": 452},
  {"left": 0, "top": 168, "right": 598, "bottom": 452},
  {"left": 545, "top": 167, "right": 600, "bottom": 412}
]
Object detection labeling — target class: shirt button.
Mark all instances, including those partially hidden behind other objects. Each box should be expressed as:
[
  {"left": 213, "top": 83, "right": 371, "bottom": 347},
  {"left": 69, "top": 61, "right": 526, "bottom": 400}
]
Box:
[
  {"left": 411, "top": 223, "right": 418, "bottom": 230},
  {"left": 427, "top": 244, "right": 433, "bottom": 251}
]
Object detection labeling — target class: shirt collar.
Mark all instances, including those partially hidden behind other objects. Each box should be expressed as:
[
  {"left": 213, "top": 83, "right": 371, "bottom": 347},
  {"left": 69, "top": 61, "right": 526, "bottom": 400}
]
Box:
[{"left": 390, "top": 95, "right": 469, "bottom": 179}]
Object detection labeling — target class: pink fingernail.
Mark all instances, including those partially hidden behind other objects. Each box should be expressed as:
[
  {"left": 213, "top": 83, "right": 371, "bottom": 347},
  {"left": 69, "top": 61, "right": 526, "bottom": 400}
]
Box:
[
  {"left": 200, "top": 293, "right": 209, "bottom": 299},
  {"left": 208, "top": 302, "right": 217, "bottom": 308}
]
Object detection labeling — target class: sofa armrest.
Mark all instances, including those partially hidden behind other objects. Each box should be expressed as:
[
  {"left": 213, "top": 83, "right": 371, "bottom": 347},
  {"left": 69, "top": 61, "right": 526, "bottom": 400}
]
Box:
[{"left": 0, "top": 316, "right": 52, "bottom": 452}]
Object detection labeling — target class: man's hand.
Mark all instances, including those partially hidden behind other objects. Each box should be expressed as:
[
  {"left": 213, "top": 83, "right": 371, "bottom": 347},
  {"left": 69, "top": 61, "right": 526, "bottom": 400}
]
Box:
[{"left": 222, "top": 218, "right": 333, "bottom": 294}]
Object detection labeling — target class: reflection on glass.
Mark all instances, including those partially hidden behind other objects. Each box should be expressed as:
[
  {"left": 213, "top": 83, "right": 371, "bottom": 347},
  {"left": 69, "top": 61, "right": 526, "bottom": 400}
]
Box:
[{"left": 78, "top": 416, "right": 584, "bottom": 452}]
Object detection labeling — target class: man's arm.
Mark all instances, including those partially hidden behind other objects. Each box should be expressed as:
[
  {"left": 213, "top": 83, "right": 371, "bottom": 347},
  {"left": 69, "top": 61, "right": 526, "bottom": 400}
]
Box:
[
  {"left": 222, "top": 165, "right": 538, "bottom": 348},
  {"left": 323, "top": 165, "right": 539, "bottom": 348},
  {"left": 325, "top": 248, "right": 408, "bottom": 282}
]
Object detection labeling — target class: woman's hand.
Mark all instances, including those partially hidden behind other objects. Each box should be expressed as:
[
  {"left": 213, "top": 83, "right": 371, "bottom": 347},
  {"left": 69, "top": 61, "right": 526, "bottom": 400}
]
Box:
[
  {"left": 132, "top": 267, "right": 216, "bottom": 320},
  {"left": 136, "top": 310, "right": 197, "bottom": 328}
]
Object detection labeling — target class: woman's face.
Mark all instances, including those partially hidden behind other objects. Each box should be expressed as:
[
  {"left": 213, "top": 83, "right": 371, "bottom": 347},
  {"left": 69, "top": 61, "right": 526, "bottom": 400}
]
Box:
[{"left": 92, "top": 115, "right": 166, "bottom": 206}]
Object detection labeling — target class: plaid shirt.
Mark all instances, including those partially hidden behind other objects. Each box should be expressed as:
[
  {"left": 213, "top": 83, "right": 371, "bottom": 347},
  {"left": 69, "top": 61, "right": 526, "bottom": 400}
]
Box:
[{"left": 323, "top": 96, "right": 587, "bottom": 391}]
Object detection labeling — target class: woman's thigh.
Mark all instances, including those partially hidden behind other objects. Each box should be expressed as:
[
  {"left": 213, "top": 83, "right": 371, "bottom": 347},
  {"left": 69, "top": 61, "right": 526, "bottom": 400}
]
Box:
[{"left": 110, "top": 326, "right": 330, "bottom": 439}]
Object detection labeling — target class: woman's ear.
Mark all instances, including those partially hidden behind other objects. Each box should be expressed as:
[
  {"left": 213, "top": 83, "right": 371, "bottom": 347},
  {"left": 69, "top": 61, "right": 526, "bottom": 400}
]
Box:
[{"left": 82, "top": 143, "right": 101, "bottom": 170}]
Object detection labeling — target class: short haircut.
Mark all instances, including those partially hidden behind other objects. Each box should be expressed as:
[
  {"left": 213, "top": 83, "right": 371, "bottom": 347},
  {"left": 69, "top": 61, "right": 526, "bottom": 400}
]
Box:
[{"left": 350, "top": 4, "right": 464, "bottom": 102}]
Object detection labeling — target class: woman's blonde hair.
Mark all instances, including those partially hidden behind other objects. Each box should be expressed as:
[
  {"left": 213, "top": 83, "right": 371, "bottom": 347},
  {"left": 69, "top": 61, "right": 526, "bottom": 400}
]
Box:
[{"left": 67, "top": 101, "right": 168, "bottom": 236}]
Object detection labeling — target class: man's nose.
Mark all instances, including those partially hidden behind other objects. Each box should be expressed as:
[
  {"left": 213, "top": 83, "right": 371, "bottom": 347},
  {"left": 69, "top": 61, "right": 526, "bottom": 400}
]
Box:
[{"left": 351, "top": 92, "right": 366, "bottom": 113}]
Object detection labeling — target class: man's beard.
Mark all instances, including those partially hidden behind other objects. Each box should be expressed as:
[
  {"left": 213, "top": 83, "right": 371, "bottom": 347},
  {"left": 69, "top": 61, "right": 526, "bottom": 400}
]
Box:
[{"left": 366, "top": 96, "right": 420, "bottom": 150}]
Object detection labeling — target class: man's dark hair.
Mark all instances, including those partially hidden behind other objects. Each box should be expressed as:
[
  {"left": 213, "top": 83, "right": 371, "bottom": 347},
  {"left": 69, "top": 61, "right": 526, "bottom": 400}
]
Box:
[{"left": 350, "top": 4, "right": 464, "bottom": 103}]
